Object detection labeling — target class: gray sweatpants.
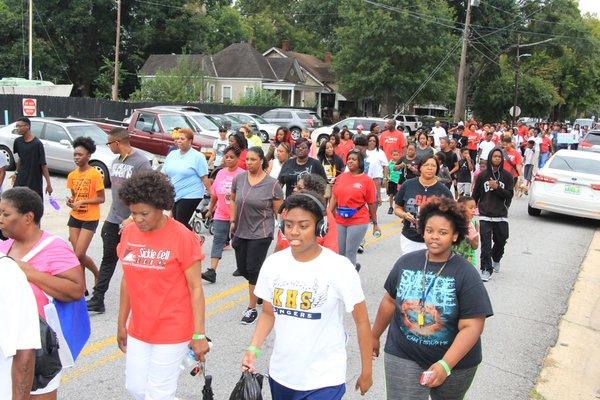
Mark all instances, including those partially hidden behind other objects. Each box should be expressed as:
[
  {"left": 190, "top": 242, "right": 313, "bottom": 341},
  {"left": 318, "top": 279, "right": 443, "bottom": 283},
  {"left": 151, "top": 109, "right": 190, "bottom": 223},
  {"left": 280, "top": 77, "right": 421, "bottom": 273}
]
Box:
[
  {"left": 337, "top": 223, "right": 369, "bottom": 266},
  {"left": 384, "top": 352, "right": 477, "bottom": 400}
]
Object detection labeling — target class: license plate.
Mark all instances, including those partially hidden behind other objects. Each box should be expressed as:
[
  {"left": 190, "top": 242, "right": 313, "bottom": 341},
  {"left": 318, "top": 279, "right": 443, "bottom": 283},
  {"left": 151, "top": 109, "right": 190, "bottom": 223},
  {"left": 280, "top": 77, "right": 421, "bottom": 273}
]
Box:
[{"left": 564, "top": 184, "right": 581, "bottom": 194}]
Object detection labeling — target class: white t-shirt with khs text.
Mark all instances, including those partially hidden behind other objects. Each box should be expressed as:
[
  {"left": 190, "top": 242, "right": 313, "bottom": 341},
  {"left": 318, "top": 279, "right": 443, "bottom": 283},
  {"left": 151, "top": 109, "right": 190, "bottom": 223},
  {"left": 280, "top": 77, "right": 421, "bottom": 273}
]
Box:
[{"left": 254, "top": 247, "right": 365, "bottom": 391}]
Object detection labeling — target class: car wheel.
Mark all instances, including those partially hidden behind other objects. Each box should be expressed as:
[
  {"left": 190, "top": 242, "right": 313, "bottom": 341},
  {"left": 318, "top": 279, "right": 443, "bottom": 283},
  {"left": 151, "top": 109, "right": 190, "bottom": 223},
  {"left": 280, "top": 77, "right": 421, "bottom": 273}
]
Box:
[
  {"left": 0, "top": 146, "right": 16, "bottom": 170},
  {"left": 290, "top": 127, "right": 302, "bottom": 141},
  {"left": 259, "top": 130, "right": 269, "bottom": 143},
  {"left": 317, "top": 134, "right": 330, "bottom": 145},
  {"left": 192, "top": 219, "right": 203, "bottom": 235},
  {"left": 90, "top": 161, "right": 111, "bottom": 188},
  {"left": 528, "top": 204, "right": 541, "bottom": 216}
]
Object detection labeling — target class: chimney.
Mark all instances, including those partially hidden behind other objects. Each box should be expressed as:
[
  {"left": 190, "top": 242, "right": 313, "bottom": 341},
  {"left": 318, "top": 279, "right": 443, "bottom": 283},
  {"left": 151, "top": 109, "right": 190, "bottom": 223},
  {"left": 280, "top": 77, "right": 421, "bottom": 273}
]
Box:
[
  {"left": 282, "top": 40, "right": 290, "bottom": 52},
  {"left": 323, "top": 52, "right": 332, "bottom": 64}
]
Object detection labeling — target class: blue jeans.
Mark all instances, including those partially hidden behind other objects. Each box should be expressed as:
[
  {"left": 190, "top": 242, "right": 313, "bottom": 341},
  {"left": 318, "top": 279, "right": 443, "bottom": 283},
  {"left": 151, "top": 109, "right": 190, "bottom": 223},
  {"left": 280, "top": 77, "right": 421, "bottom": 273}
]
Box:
[
  {"left": 538, "top": 152, "right": 549, "bottom": 168},
  {"left": 269, "top": 377, "right": 345, "bottom": 400}
]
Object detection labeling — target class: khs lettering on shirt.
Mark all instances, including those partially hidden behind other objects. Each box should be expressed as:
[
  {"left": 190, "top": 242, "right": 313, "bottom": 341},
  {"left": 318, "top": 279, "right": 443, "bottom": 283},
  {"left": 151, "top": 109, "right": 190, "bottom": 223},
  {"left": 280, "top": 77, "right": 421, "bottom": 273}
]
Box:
[{"left": 272, "top": 287, "right": 319, "bottom": 319}]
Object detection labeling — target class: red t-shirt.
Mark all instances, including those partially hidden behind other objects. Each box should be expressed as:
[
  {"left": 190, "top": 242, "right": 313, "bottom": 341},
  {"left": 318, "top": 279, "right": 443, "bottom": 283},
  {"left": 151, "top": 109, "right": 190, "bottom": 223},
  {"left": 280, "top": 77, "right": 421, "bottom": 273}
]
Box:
[
  {"left": 540, "top": 137, "right": 551, "bottom": 153},
  {"left": 276, "top": 208, "right": 339, "bottom": 253},
  {"left": 503, "top": 148, "right": 523, "bottom": 178},
  {"left": 335, "top": 139, "right": 355, "bottom": 163},
  {"left": 332, "top": 172, "right": 376, "bottom": 226},
  {"left": 379, "top": 130, "right": 406, "bottom": 160},
  {"left": 463, "top": 130, "right": 480, "bottom": 151},
  {"left": 237, "top": 149, "right": 248, "bottom": 170},
  {"left": 117, "top": 218, "right": 204, "bottom": 344}
]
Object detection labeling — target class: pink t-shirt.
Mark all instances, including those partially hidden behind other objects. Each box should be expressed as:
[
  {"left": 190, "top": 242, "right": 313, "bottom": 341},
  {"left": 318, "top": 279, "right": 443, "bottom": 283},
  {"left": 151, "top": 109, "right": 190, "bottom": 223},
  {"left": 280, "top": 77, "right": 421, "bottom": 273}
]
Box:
[
  {"left": 0, "top": 231, "right": 80, "bottom": 318},
  {"left": 212, "top": 166, "right": 244, "bottom": 221}
]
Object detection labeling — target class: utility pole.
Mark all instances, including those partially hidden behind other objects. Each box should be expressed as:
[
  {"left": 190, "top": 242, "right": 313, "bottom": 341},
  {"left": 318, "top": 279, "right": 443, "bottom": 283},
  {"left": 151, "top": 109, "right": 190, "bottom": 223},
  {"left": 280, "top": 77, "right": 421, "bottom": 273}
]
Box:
[
  {"left": 112, "top": 0, "right": 122, "bottom": 101},
  {"left": 453, "top": 0, "right": 473, "bottom": 123},
  {"left": 512, "top": 34, "right": 521, "bottom": 128},
  {"left": 28, "top": 0, "right": 33, "bottom": 80}
]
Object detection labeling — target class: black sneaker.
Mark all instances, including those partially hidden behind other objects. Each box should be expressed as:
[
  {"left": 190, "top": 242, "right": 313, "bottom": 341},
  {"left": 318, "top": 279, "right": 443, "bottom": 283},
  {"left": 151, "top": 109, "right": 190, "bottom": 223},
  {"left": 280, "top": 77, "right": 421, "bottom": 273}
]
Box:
[
  {"left": 87, "top": 297, "right": 105, "bottom": 313},
  {"left": 257, "top": 298, "right": 263, "bottom": 305},
  {"left": 241, "top": 308, "right": 258, "bottom": 325},
  {"left": 357, "top": 244, "right": 365, "bottom": 254},
  {"left": 387, "top": 207, "right": 393, "bottom": 215},
  {"left": 355, "top": 263, "right": 361, "bottom": 272},
  {"left": 202, "top": 268, "right": 217, "bottom": 283},
  {"left": 232, "top": 269, "right": 241, "bottom": 277}
]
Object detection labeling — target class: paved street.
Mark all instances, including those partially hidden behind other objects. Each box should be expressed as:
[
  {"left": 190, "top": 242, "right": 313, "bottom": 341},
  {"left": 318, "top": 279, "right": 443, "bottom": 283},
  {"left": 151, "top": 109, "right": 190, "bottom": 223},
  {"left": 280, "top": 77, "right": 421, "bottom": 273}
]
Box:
[{"left": 35, "top": 174, "right": 598, "bottom": 400}]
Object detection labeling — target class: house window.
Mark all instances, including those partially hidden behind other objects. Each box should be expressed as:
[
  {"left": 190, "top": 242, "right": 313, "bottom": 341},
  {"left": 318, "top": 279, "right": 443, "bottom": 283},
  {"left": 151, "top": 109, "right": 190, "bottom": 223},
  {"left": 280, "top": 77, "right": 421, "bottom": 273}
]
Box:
[
  {"left": 222, "top": 85, "right": 232, "bottom": 102},
  {"left": 208, "top": 84, "right": 215, "bottom": 102},
  {"left": 244, "top": 86, "right": 255, "bottom": 97}
]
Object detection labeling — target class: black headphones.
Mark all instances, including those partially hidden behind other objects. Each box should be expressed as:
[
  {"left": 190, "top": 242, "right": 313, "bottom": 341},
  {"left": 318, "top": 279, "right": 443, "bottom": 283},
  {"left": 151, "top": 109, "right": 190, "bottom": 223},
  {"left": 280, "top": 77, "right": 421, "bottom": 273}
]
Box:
[{"left": 279, "top": 192, "right": 329, "bottom": 237}]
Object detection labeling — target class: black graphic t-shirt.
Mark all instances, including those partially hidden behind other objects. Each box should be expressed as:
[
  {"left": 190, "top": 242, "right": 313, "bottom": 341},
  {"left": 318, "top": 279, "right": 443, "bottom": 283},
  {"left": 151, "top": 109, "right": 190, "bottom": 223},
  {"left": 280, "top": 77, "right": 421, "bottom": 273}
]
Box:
[
  {"left": 384, "top": 250, "right": 493, "bottom": 370},
  {"left": 394, "top": 178, "right": 453, "bottom": 242},
  {"left": 278, "top": 157, "right": 327, "bottom": 197},
  {"left": 456, "top": 159, "right": 472, "bottom": 183}
]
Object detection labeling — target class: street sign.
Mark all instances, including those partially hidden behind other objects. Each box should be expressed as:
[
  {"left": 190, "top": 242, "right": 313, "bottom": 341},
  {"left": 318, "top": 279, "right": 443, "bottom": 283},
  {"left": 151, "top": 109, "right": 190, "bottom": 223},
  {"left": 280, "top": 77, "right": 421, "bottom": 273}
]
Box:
[
  {"left": 22, "top": 98, "right": 37, "bottom": 117},
  {"left": 509, "top": 106, "right": 521, "bottom": 118}
]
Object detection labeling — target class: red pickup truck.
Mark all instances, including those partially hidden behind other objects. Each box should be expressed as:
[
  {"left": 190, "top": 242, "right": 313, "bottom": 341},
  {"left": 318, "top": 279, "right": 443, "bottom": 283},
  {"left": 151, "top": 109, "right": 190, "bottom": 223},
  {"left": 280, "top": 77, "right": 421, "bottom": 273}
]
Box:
[{"left": 71, "top": 108, "right": 215, "bottom": 159}]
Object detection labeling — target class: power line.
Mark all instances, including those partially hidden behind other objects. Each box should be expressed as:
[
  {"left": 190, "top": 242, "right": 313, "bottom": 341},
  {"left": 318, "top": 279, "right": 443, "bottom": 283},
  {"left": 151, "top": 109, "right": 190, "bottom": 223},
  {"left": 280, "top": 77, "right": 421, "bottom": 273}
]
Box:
[{"left": 470, "top": 43, "right": 501, "bottom": 67}]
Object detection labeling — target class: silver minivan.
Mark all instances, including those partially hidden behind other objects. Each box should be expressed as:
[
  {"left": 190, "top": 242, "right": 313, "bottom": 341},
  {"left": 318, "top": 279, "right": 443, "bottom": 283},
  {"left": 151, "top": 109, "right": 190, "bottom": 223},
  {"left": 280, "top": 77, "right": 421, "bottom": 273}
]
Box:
[{"left": 261, "top": 108, "right": 322, "bottom": 140}]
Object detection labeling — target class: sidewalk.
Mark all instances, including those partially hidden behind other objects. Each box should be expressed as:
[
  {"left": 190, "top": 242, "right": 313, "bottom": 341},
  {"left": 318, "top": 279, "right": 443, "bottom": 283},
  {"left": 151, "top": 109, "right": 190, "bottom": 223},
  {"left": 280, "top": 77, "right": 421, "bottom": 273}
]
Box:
[{"left": 534, "top": 230, "right": 600, "bottom": 400}]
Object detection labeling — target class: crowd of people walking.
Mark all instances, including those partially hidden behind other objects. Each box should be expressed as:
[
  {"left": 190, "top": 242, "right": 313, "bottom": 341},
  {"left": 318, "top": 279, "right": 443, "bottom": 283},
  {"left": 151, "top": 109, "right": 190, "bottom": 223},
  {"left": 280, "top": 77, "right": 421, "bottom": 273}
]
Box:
[{"left": 3, "top": 115, "right": 569, "bottom": 400}]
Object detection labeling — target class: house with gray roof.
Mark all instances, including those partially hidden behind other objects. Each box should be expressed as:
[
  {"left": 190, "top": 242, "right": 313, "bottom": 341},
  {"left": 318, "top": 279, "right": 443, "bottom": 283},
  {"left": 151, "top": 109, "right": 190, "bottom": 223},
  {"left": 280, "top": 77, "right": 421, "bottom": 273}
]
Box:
[{"left": 139, "top": 42, "right": 332, "bottom": 109}]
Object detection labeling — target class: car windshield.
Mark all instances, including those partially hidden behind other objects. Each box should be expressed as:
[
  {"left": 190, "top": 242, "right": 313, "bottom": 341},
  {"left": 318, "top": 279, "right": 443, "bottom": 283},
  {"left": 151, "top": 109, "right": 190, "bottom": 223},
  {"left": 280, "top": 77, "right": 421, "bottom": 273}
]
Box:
[
  {"left": 549, "top": 155, "right": 600, "bottom": 175},
  {"left": 160, "top": 115, "right": 193, "bottom": 131},
  {"left": 585, "top": 133, "right": 600, "bottom": 145},
  {"left": 190, "top": 114, "right": 220, "bottom": 131},
  {"left": 251, "top": 114, "right": 269, "bottom": 124},
  {"left": 298, "top": 112, "right": 321, "bottom": 121},
  {"left": 67, "top": 125, "right": 109, "bottom": 145}
]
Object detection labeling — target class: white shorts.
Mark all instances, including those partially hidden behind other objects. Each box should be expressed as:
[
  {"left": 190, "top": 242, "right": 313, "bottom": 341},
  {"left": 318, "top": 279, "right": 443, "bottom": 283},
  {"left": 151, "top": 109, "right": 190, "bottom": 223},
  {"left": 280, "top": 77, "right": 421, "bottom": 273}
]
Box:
[
  {"left": 457, "top": 182, "right": 472, "bottom": 195},
  {"left": 400, "top": 235, "right": 427, "bottom": 256},
  {"left": 31, "top": 370, "right": 62, "bottom": 395},
  {"left": 125, "top": 335, "right": 189, "bottom": 400}
]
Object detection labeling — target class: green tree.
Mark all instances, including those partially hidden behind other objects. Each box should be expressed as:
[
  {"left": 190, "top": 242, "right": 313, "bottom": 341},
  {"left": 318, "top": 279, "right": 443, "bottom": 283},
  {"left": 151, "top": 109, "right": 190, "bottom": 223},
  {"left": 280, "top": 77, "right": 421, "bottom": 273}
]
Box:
[
  {"left": 129, "top": 57, "right": 211, "bottom": 102},
  {"left": 236, "top": 89, "right": 284, "bottom": 106},
  {"left": 333, "top": 0, "right": 458, "bottom": 115}
]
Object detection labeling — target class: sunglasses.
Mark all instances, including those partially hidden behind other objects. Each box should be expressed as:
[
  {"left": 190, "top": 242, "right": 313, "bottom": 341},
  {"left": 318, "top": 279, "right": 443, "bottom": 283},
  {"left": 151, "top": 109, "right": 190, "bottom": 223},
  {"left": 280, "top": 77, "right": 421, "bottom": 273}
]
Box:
[{"left": 106, "top": 140, "right": 119, "bottom": 145}]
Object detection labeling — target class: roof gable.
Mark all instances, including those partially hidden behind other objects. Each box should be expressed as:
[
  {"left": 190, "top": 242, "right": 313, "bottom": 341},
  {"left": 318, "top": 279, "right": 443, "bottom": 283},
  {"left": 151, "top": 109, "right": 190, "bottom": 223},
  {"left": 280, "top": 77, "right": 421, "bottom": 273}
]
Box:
[
  {"left": 212, "top": 43, "right": 276, "bottom": 80},
  {"left": 139, "top": 54, "right": 209, "bottom": 76}
]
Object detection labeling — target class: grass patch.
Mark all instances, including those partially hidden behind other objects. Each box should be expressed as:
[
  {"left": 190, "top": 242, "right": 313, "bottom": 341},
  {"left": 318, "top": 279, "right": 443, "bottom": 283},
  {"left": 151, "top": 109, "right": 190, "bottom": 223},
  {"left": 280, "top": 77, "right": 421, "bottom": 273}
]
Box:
[{"left": 529, "top": 388, "right": 546, "bottom": 400}]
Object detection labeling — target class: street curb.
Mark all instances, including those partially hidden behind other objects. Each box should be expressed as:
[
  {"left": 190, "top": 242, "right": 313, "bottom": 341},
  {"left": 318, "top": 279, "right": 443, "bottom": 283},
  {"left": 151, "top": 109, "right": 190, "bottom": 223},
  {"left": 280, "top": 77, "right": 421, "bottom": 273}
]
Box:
[{"left": 533, "top": 230, "right": 600, "bottom": 400}]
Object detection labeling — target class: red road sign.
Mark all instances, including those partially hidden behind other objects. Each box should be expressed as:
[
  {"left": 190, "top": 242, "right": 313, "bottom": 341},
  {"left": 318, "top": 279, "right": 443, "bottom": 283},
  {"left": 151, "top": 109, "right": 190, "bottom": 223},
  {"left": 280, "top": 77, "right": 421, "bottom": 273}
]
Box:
[{"left": 22, "top": 98, "right": 37, "bottom": 117}]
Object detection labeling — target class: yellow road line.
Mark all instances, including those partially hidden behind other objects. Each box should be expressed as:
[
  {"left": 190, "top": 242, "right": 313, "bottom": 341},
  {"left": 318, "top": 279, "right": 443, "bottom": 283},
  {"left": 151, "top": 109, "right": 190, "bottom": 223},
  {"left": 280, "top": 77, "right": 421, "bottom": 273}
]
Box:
[{"left": 62, "top": 294, "right": 248, "bottom": 384}]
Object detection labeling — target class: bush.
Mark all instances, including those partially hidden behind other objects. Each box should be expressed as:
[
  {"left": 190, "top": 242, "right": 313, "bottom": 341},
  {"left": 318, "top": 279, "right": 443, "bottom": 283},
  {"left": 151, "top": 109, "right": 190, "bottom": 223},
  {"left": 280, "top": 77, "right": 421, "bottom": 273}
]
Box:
[{"left": 236, "top": 89, "right": 284, "bottom": 107}]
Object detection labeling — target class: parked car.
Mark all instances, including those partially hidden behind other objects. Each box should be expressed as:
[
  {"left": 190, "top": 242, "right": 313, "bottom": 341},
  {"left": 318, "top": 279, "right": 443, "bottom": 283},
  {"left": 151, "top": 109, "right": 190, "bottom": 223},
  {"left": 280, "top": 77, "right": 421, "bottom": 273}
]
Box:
[
  {"left": 393, "top": 114, "right": 422, "bottom": 134},
  {"left": 0, "top": 118, "right": 158, "bottom": 187},
  {"left": 261, "top": 108, "right": 322, "bottom": 140},
  {"left": 224, "top": 112, "right": 279, "bottom": 143},
  {"left": 71, "top": 108, "right": 215, "bottom": 160},
  {"left": 207, "top": 114, "right": 260, "bottom": 138},
  {"left": 310, "top": 117, "right": 386, "bottom": 145},
  {"left": 528, "top": 149, "right": 600, "bottom": 220},
  {"left": 579, "top": 129, "right": 600, "bottom": 153},
  {"left": 148, "top": 106, "right": 221, "bottom": 139}
]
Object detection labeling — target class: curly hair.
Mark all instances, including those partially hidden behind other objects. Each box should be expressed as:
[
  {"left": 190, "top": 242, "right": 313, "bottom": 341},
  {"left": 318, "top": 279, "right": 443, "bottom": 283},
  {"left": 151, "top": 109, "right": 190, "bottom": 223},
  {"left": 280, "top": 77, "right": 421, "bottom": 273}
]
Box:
[
  {"left": 223, "top": 145, "right": 242, "bottom": 158},
  {"left": 73, "top": 136, "right": 96, "bottom": 154},
  {"left": 118, "top": 171, "right": 174, "bottom": 210},
  {"left": 1, "top": 187, "right": 43, "bottom": 225},
  {"left": 417, "top": 197, "right": 469, "bottom": 245},
  {"left": 297, "top": 174, "right": 327, "bottom": 196}
]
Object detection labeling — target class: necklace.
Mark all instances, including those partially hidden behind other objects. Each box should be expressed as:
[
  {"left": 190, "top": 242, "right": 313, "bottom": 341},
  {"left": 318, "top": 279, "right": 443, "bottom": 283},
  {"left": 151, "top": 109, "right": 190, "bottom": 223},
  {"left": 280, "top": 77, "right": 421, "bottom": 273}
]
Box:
[
  {"left": 419, "top": 177, "right": 436, "bottom": 192},
  {"left": 417, "top": 251, "right": 454, "bottom": 327}
]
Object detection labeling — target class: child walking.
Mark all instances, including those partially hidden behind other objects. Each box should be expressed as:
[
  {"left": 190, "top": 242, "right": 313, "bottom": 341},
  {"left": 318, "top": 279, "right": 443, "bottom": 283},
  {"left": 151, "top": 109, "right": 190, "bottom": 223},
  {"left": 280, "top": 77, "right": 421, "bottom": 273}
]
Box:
[
  {"left": 386, "top": 149, "right": 403, "bottom": 214},
  {"left": 523, "top": 139, "right": 536, "bottom": 192},
  {"left": 453, "top": 196, "right": 479, "bottom": 267}
]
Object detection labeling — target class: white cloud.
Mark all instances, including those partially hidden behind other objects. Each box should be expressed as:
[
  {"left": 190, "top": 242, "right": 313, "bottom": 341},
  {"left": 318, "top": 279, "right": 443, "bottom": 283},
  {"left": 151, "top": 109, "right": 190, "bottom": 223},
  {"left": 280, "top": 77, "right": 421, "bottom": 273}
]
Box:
[{"left": 579, "top": 0, "right": 600, "bottom": 16}]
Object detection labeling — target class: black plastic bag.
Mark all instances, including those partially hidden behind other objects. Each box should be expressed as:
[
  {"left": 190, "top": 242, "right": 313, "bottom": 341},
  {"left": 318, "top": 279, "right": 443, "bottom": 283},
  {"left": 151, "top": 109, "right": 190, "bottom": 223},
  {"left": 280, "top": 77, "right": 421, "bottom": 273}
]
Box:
[
  {"left": 229, "top": 371, "right": 264, "bottom": 400},
  {"left": 31, "top": 316, "right": 62, "bottom": 391}
]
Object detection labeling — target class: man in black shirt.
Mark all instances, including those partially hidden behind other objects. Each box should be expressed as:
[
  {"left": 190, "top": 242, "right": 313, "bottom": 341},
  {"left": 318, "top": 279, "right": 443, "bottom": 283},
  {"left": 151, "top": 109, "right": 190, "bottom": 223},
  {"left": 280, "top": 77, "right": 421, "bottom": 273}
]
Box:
[
  {"left": 11, "top": 117, "right": 52, "bottom": 199},
  {"left": 277, "top": 138, "right": 327, "bottom": 197}
]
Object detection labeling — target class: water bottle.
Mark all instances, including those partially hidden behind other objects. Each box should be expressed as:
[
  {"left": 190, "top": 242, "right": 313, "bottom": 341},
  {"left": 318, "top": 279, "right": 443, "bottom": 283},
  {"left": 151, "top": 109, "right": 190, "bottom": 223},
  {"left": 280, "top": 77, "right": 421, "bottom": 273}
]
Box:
[
  {"left": 48, "top": 196, "right": 60, "bottom": 211},
  {"left": 180, "top": 349, "right": 197, "bottom": 371},
  {"left": 373, "top": 230, "right": 381, "bottom": 238}
]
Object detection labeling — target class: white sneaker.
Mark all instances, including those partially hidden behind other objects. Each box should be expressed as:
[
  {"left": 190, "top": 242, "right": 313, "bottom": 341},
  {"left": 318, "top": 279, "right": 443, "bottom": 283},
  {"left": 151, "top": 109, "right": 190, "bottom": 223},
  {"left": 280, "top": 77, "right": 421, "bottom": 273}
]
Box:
[
  {"left": 481, "top": 270, "right": 492, "bottom": 282},
  {"left": 492, "top": 261, "right": 500, "bottom": 273}
]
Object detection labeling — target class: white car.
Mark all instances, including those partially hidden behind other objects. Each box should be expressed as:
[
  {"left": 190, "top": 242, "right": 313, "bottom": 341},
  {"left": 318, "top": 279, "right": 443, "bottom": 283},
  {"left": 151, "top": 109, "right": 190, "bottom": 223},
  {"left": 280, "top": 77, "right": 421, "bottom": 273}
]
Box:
[
  {"left": 528, "top": 149, "right": 600, "bottom": 220},
  {"left": 0, "top": 118, "right": 158, "bottom": 187},
  {"left": 224, "top": 113, "right": 279, "bottom": 143},
  {"left": 311, "top": 117, "right": 386, "bottom": 145},
  {"left": 148, "top": 106, "right": 221, "bottom": 139}
]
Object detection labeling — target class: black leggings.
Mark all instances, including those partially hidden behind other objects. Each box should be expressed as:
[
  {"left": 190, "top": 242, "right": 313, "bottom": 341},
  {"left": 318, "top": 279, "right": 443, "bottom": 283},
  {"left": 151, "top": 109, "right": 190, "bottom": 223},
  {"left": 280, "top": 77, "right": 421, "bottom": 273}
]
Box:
[
  {"left": 172, "top": 198, "right": 202, "bottom": 231},
  {"left": 232, "top": 236, "right": 272, "bottom": 285}
]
